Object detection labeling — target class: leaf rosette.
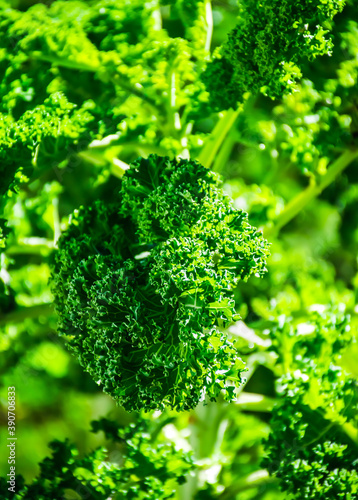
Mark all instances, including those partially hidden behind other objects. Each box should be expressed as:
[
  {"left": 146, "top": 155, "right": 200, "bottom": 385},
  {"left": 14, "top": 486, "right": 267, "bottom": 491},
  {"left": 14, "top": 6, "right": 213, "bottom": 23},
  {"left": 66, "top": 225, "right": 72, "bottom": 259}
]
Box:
[{"left": 52, "top": 155, "right": 269, "bottom": 411}]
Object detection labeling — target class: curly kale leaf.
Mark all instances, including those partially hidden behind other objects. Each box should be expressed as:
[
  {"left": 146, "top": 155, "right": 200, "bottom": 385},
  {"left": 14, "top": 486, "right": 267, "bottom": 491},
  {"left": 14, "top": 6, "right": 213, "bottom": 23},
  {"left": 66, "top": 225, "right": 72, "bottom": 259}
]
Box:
[
  {"left": 264, "top": 369, "right": 358, "bottom": 500},
  {"left": 263, "top": 308, "right": 358, "bottom": 499},
  {"left": 0, "top": 91, "right": 96, "bottom": 248},
  {"left": 84, "top": 0, "right": 159, "bottom": 52},
  {"left": 1, "top": 92, "right": 95, "bottom": 170},
  {"left": 265, "top": 396, "right": 358, "bottom": 500},
  {"left": 203, "top": 0, "right": 346, "bottom": 110},
  {"left": 0, "top": 0, "right": 209, "bottom": 157},
  {"left": 0, "top": 418, "right": 194, "bottom": 500},
  {"left": 51, "top": 155, "right": 269, "bottom": 412}
]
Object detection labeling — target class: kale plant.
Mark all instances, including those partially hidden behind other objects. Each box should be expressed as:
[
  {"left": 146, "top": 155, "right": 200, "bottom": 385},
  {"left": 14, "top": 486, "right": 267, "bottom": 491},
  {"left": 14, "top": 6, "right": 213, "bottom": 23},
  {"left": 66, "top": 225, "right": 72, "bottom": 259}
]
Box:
[
  {"left": 0, "top": 418, "right": 194, "bottom": 500},
  {"left": 51, "top": 155, "right": 269, "bottom": 412},
  {"left": 1, "top": 1, "right": 358, "bottom": 499},
  {"left": 203, "top": 0, "right": 346, "bottom": 109},
  {"left": 263, "top": 309, "right": 358, "bottom": 499}
]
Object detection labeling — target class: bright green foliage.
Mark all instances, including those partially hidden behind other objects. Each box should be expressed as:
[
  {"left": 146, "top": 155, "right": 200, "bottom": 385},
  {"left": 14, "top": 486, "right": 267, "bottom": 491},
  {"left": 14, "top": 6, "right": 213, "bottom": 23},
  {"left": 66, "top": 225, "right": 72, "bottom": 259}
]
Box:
[
  {"left": 0, "top": 418, "right": 194, "bottom": 499},
  {"left": 263, "top": 309, "right": 358, "bottom": 499},
  {"left": 269, "top": 308, "right": 352, "bottom": 372},
  {"left": 240, "top": 63, "right": 358, "bottom": 177},
  {"left": 272, "top": 16, "right": 358, "bottom": 176},
  {"left": 164, "top": 0, "right": 211, "bottom": 59},
  {"left": 0, "top": 91, "right": 96, "bottom": 249},
  {"left": 0, "top": 92, "right": 95, "bottom": 173},
  {"left": 0, "top": 0, "right": 207, "bottom": 154},
  {"left": 1, "top": 1, "right": 358, "bottom": 499},
  {"left": 51, "top": 155, "right": 269, "bottom": 412},
  {"left": 266, "top": 398, "right": 358, "bottom": 499},
  {"left": 0, "top": 0, "right": 210, "bottom": 246},
  {"left": 203, "top": 0, "right": 346, "bottom": 109}
]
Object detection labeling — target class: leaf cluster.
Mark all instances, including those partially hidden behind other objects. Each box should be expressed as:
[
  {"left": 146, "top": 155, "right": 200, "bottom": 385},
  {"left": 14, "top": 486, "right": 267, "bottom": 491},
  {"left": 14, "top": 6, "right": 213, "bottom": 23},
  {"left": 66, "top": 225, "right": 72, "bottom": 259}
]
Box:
[
  {"left": 203, "top": 0, "right": 346, "bottom": 110},
  {"left": 232, "top": 9, "right": 358, "bottom": 178},
  {"left": 0, "top": 91, "right": 97, "bottom": 249},
  {"left": 0, "top": 0, "right": 212, "bottom": 246},
  {"left": 0, "top": 0, "right": 208, "bottom": 153},
  {"left": 0, "top": 417, "right": 194, "bottom": 500},
  {"left": 51, "top": 154, "right": 269, "bottom": 412},
  {"left": 263, "top": 308, "right": 358, "bottom": 499}
]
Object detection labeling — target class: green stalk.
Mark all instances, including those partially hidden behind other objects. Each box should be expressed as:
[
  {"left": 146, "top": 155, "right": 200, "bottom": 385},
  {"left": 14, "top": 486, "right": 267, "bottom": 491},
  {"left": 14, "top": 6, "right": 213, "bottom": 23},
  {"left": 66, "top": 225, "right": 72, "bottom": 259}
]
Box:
[
  {"left": 5, "top": 237, "right": 55, "bottom": 256},
  {"left": 216, "top": 470, "right": 278, "bottom": 500},
  {"left": 235, "top": 392, "right": 276, "bottom": 412},
  {"left": 204, "top": 0, "right": 213, "bottom": 53},
  {"left": 197, "top": 108, "right": 240, "bottom": 169},
  {"left": 165, "top": 69, "right": 181, "bottom": 138},
  {"left": 0, "top": 303, "right": 54, "bottom": 327},
  {"left": 123, "top": 142, "right": 169, "bottom": 157},
  {"left": 52, "top": 197, "right": 61, "bottom": 245},
  {"left": 212, "top": 127, "right": 237, "bottom": 173},
  {"left": 342, "top": 421, "right": 358, "bottom": 446},
  {"left": 110, "top": 158, "right": 131, "bottom": 178},
  {"left": 265, "top": 149, "right": 358, "bottom": 237}
]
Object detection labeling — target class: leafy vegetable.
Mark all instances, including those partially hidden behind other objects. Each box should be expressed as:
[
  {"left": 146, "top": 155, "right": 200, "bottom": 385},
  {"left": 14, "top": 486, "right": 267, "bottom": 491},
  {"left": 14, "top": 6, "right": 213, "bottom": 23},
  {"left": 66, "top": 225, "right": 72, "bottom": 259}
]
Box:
[
  {"left": 1, "top": 418, "right": 194, "bottom": 500},
  {"left": 263, "top": 308, "right": 358, "bottom": 499},
  {"left": 51, "top": 155, "right": 269, "bottom": 412},
  {"left": 0, "top": 1, "right": 358, "bottom": 499},
  {"left": 203, "top": 0, "right": 346, "bottom": 109}
]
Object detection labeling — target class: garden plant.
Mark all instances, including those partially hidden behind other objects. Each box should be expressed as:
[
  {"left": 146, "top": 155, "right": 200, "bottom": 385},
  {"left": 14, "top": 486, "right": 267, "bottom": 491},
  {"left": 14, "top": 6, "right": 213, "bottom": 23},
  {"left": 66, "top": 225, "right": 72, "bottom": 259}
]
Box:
[{"left": 0, "top": 0, "right": 357, "bottom": 499}]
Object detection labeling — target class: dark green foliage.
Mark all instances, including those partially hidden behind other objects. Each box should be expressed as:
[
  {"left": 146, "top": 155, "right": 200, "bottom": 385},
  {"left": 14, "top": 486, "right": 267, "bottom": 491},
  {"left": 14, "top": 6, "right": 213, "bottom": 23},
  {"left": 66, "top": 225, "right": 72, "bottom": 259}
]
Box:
[
  {"left": 265, "top": 398, "right": 358, "bottom": 499},
  {"left": 52, "top": 155, "right": 269, "bottom": 412},
  {"left": 202, "top": 58, "right": 240, "bottom": 111},
  {"left": 84, "top": 0, "right": 156, "bottom": 51},
  {"left": 0, "top": 418, "right": 194, "bottom": 499},
  {"left": 166, "top": 0, "right": 209, "bottom": 56},
  {"left": 263, "top": 309, "right": 358, "bottom": 499},
  {"left": 0, "top": 277, "right": 15, "bottom": 314},
  {"left": 203, "top": 0, "right": 346, "bottom": 110}
]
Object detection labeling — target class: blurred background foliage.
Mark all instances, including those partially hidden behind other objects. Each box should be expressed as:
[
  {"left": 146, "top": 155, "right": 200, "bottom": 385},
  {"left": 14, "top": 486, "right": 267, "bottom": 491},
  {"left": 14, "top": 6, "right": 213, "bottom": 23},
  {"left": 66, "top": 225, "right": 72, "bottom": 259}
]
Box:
[{"left": 0, "top": 0, "right": 357, "bottom": 499}]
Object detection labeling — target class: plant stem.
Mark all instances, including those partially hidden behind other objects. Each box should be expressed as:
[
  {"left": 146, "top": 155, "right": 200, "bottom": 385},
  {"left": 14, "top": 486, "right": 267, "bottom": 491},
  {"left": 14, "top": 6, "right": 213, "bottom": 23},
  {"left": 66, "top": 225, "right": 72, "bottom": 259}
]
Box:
[
  {"left": 342, "top": 421, "right": 358, "bottom": 446},
  {"left": 5, "top": 237, "right": 55, "bottom": 256},
  {"left": 235, "top": 392, "right": 276, "bottom": 412},
  {"left": 110, "top": 158, "right": 131, "bottom": 178},
  {"left": 265, "top": 148, "right": 358, "bottom": 237},
  {"left": 198, "top": 108, "right": 240, "bottom": 169},
  {"left": 212, "top": 127, "right": 237, "bottom": 174},
  {"left": 216, "top": 470, "right": 278, "bottom": 500},
  {"left": 0, "top": 303, "right": 54, "bottom": 327},
  {"left": 205, "top": 0, "right": 213, "bottom": 53},
  {"left": 52, "top": 197, "right": 61, "bottom": 245}
]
